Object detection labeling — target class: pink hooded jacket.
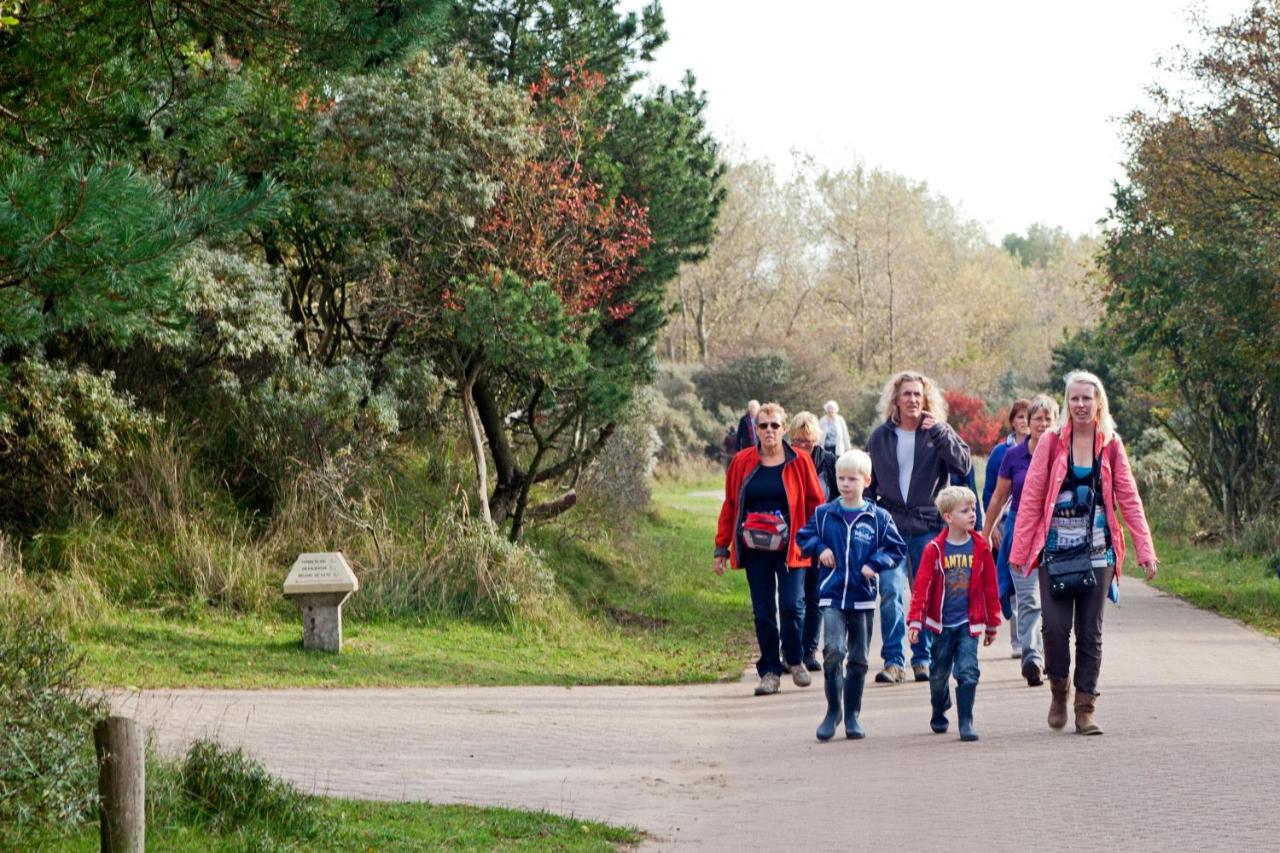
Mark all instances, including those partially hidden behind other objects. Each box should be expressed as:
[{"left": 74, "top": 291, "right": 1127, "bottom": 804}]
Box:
[{"left": 1008, "top": 422, "right": 1156, "bottom": 580}]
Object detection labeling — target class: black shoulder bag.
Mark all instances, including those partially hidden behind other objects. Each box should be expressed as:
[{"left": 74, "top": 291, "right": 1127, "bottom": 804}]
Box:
[{"left": 1043, "top": 447, "right": 1101, "bottom": 602}]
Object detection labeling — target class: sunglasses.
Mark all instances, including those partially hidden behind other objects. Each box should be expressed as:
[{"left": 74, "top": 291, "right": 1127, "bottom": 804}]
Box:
[{"left": 757, "top": 422, "right": 782, "bottom": 431}]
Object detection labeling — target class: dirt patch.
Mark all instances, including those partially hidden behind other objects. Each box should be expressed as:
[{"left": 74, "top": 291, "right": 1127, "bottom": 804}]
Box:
[{"left": 602, "top": 606, "right": 672, "bottom": 630}]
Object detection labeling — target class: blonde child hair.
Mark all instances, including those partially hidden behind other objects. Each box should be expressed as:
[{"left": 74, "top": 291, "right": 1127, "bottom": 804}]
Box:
[
  {"left": 935, "top": 485, "right": 977, "bottom": 516},
  {"left": 835, "top": 448, "right": 872, "bottom": 480}
]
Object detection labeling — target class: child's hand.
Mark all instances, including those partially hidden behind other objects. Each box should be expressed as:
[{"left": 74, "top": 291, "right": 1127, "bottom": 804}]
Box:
[
  {"left": 819, "top": 548, "right": 836, "bottom": 568},
  {"left": 983, "top": 633, "right": 994, "bottom": 646},
  {"left": 907, "top": 628, "right": 919, "bottom": 644},
  {"left": 860, "top": 564, "right": 876, "bottom": 580}
]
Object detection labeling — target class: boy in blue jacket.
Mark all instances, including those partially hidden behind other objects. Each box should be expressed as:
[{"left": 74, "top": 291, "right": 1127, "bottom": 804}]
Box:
[{"left": 798, "top": 449, "right": 907, "bottom": 741}]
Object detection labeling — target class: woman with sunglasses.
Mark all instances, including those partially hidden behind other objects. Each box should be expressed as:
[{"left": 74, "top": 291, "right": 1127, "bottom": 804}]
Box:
[{"left": 715, "top": 402, "right": 826, "bottom": 695}]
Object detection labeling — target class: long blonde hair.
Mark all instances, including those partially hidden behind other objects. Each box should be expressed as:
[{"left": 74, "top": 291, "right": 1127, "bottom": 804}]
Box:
[
  {"left": 878, "top": 371, "right": 947, "bottom": 424},
  {"left": 1060, "top": 370, "right": 1116, "bottom": 441}
]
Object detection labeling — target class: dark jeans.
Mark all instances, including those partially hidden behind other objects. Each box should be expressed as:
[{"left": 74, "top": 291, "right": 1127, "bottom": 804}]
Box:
[
  {"left": 744, "top": 557, "right": 805, "bottom": 676},
  {"left": 929, "top": 625, "right": 979, "bottom": 715},
  {"left": 1038, "top": 563, "right": 1115, "bottom": 694},
  {"left": 802, "top": 564, "right": 821, "bottom": 657}
]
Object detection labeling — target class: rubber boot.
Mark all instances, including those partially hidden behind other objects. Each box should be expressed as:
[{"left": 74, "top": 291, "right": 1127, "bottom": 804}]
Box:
[
  {"left": 930, "top": 688, "right": 951, "bottom": 733},
  {"left": 1048, "top": 677, "right": 1070, "bottom": 730},
  {"left": 957, "top": 684, "right": 979, "bottom": 742},
  {"left": 844, "top": 672, "right": 866, "bottom": 739},
  {"left": 816, "top": 672, "right": 843, "bottom": 741},
  {"left": 1074, "top": 690, "right": 1103, "bottom": 735}
]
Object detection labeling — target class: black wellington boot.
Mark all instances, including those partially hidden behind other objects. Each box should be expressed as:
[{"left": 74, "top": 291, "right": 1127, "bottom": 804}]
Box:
[
  {"left": 816, "top": 672, "right": 843, "bottom": 741},
  {"left": 957, "top": 683, "right": 979, "bottom": 742},
  {"left": 844, "top": 672, "right": 866, "bottom": 739}
]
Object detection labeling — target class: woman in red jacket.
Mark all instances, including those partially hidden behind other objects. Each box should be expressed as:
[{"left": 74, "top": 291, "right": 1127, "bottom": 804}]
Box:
[
  {"left": 715, "top": 402, "right": 825, "bottom": 696},
  {"left": 1009, "top": 371, "right": 1158, "bottom": 735}
]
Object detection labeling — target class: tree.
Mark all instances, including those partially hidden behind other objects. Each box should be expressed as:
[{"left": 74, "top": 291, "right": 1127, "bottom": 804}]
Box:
[{"left": 1099, "top": 1, "right": 1280, "bottom": 529}]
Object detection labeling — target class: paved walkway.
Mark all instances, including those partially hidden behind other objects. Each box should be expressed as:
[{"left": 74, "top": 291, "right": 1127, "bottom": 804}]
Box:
[{"left": 113, "top": 579, "right": 1280, "bottom": 851}]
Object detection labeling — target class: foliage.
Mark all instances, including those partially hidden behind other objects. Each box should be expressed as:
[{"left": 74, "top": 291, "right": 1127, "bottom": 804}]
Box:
[
  {"left": 693, "top": 352, "right": 794, "bottom": 414},
  {"left": 178, "top": 739, "right": 320, "bottom": 840},
  {"left": 0, "top": 357, "right": 152, "bottom": 528},
  {"left": 943, "top": 389, "right": 1003, "bottom": 455},
  {"left": 650, "top": 367, "right": 723, "bottom": 462},
  {"left": 1100, "top": 1, "right": 1280, "bottom": 530},
  {"left": 0, "top": 616, "right": 105, "bottom": 833},
  {"left": 577, "top": 387, "right": 661, "bottom": 527}
]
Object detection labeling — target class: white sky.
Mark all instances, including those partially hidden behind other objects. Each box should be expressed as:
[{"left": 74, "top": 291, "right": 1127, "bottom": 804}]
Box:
[{"left": 626, "top": 0, "right": 1248, "bottom": 240}]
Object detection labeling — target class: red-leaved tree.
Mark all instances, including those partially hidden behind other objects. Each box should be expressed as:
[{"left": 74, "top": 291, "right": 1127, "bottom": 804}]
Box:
[{"left": 944, "top": 389, "right": 1004, "bottom": 455}]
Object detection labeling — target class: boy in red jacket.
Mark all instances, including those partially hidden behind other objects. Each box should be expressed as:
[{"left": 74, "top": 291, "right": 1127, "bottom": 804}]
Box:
[{"left": 907, "top": 486, "right": 1001, "bottom": 741}]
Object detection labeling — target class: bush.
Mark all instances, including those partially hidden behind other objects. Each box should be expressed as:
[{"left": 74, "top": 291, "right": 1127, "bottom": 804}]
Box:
[
  {"left": 944, "top": 388, "right": 1004, "bottom": 455},
  {"left": 0, "top": 357, "right": 152, "bottom": 528},
  {"left": 1130, "top": 428, "right": 1220, "bottom": 538},
  {"left": 578, "top": 388, "right": 662, "bottom": 527},
  {"left": 693, "top": 353, "right": 793, "bottom": 414},
  {"left": 650, "top": 368, "right": 722, "bottom": 462},
  {"left": 178, "top": 739, "right": 320, "bottom": 840},
  {"left": 0, "top": 616, "right": 105, "bottom": 834}
]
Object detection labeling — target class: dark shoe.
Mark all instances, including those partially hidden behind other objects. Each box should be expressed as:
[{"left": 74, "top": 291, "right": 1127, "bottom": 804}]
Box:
[
  {"left": 844, "top": 673, "right": 866, "bottom": 739},
  {"left": 803, "top": 654, "right": 822, "bottom": 672},
  {"left": 957, "top": 684, "right": 979, "bottom": 741},
  {"left": 912, "top": 664, "right": 930, "bottom": 682},
  {"left": 754, "top": 672, "right": 781, "bottom": 696},
  {"left": 930, "top": 708, "right": 949, "bottom": 733},
  {"left": 789, "top": 663, "right": 812, "bottom": 688},
  {"left": 875, "top": 665, "right": 905, "bottom": 684},
  {"left": 1074, "top": 690, "right": 1103, "bottom": 735},
  {"left": 816, "top": 673, "right": 843, "bottom": 741},
  {"left": 1048, "top": 676, "right": 1070, "bottom": 729},
  {"left": 1022, "top": 660, "right": 1043, "bottom": 686}
]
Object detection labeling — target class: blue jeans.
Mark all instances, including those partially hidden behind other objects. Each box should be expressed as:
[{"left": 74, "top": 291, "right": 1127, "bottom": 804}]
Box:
[
  {"left": 822, "top": 607, "right": 873, "bottom": 679},
  {"left": 744, "top": 559, "right": 805, "bottom": 676},
  {"left": 995, "top": 509, "right": 1017, "bottom": 618},
  {"left": 929, "top": 625, "right": 980, "bottom": 715},
  {"left": 802, "top": 565, "right": 821, "bottom": 657},
  {"left": 879, "top": 529, "right": 938, "bottom": 668}
]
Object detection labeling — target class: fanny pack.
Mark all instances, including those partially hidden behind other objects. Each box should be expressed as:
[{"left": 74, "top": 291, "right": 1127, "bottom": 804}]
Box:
[{"left": 741, "top": 511, "right": 788, "bottom": 552}]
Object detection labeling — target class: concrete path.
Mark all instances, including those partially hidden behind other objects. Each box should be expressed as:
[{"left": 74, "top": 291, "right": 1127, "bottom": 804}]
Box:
[{"left": 113, "top": 579, "right": 1280, "bottom": 852}]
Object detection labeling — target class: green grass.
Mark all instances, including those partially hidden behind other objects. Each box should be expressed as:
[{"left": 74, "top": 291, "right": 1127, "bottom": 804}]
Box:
[
  {"left": 31, "top": 799, "right": 641, "bottom": 851},
  {"left": 1147, "top": 533, "right": 1280, "bottom": 637},
  {"left": 76, "top": 474, "right": 751, "bottom": 689}
]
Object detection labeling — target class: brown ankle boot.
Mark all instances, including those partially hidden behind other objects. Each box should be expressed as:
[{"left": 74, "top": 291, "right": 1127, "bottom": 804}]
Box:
[
  {"left": 1074, "top": 690, "right": 1103, "bottom": 735},
  {"left": 1047, "top": 677, "right": 1070, "bottom": 730}
]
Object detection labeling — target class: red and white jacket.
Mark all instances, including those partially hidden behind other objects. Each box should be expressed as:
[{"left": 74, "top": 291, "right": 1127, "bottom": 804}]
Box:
[{"left": 907, "top": 529, "right": 1001, "bottom": 639}]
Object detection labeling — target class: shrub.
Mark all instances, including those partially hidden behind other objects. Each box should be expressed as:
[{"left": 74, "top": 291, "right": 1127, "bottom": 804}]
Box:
[
  {"left": 944, "top": 389, "right": 1004, "bottom": 455},
  {"left": 578, "top": 388, "right": 662, "bottom": 527},
  {"left": 0, "top": 616, "right": 105, "bottom": 833},
  {"left": 693, "top": 353, "right": 793, "bottom": 414},
  {"left": 178, "top": 739, "right": 320, "bottom": 841},
  {"left": 1130, "top": 428, "right": 1220, "bottom": 538},
  {"left": 650, "top": 369, "right": 722, "bottom": 462},
  {"left": 0, "top": 357, "right": 152, "bottom": 528}
]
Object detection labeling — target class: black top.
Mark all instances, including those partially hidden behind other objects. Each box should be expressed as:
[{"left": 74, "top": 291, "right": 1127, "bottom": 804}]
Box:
[{"left": 743, "top": 462, "right": 787, "bottom": 515}]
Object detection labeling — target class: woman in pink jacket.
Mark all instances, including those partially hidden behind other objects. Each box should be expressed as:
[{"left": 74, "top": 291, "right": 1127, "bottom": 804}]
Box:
[{"left": 1009, "top": 370, "right": 1158, "bottom": 735}]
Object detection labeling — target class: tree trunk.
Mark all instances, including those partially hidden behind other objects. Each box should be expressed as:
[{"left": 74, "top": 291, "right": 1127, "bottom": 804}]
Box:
[{"left": 459, "top": 365, "right": 493, "bottom": 527}]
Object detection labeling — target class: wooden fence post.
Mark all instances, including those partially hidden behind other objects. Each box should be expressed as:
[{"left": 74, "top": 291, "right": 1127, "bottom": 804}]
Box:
[{"left": 94, "top": 715, "right": 145, "bottom": 853}]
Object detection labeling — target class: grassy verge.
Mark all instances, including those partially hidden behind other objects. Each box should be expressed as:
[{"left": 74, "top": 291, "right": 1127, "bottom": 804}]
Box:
[
  {"left": 1146, "top": 533, "right": 1280, "bottom": 637},
  {"left": 34, "top": 799, "right": 641, "bottom": 851},
  {"left": 75, "top": 475, "right": 750, "bottom": 689}
]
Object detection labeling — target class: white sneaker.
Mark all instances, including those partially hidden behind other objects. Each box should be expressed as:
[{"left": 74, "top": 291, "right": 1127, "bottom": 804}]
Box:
[{"left": 755, "top": 672, "right": 781, "bottom": 695}]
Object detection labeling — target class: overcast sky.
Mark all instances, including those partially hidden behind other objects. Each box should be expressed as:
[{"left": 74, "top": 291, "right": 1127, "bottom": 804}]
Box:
[{"left": 626, "top": 0, "right": 1249, "bottom": 240}]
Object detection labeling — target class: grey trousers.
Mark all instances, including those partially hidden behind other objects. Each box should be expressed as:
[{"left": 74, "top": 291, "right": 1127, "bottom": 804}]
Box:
[
  {"left": 1038, "top": 563, "right": 1114, "bottom": 695},
  {"left": 1011, "top": 567, "right": 1044, "bottom": 667}
]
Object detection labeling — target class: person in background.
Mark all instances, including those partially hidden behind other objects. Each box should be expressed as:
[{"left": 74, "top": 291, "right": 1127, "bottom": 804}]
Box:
[
  {"left": 866, "top": 371, "right": 972, "bottom": 685},
  {"left": 1009, "top": 371, "right": 1158, "bottom": 735},
  {"left": 818, "top": 400, "right": 852, "bottom": 456},
  {"left": 715, "top": 403, "right": 825, "bottom": 696},
  {"left": 736, "top": 400, "right": 760, "bottom": 452},
  {"left": 983, "top": 395, "right": 1057, "bottom": 686},
  {"left": 789, "top": 411, "right": 839, "bottom": 672},
  {"left": 984, "top": 399, "right": 1031, "bottom": 659}
]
